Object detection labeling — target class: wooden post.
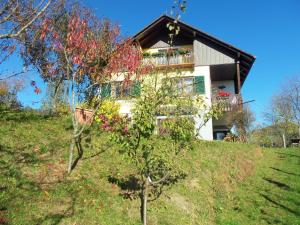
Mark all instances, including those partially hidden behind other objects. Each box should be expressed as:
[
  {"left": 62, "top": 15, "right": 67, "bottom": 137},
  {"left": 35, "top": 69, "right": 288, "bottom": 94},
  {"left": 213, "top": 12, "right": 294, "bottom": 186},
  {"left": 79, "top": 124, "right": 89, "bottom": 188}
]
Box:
[{"left": 236, "top": 60, "right": 241, "bottom": 95}]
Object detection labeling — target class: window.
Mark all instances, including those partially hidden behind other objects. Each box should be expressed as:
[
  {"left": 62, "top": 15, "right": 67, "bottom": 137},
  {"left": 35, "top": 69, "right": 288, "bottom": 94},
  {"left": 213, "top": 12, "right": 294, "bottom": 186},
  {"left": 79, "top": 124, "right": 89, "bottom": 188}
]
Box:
[
  {"left": 113, "top": 81, "right": 141, "bottom": 99},
  {"left": 100, "top": 83, "right": 111, "bottom": 98},
  {"left": 176, "top": 77, "right": 194, "bottom": 95},
  {"left": 213, "top": 131, "right": 228, "bottom": 140},
  {"left": 171, "top": 76, "right": 205, "bottom": 96}
]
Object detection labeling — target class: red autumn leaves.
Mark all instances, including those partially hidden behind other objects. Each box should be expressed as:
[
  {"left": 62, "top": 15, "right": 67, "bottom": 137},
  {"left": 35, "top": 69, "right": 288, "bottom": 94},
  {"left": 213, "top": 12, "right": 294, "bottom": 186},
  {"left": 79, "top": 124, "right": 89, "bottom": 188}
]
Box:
[
  {"left": 35, "top": 12, "right": 149, "bottom": 95},
  {"left": 31, "top": 80, "right": 41, "bottom": 94}
]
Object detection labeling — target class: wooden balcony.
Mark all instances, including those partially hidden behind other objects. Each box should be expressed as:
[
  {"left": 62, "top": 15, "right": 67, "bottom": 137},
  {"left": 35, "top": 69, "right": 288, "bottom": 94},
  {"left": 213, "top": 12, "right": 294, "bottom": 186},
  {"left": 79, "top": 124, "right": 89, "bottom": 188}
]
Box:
[
  {"left": 142, "top": 53, "right": 194, "bottom": 68},
  {"left": 212, "top": 94, "right": 242, "bottom": 112}
]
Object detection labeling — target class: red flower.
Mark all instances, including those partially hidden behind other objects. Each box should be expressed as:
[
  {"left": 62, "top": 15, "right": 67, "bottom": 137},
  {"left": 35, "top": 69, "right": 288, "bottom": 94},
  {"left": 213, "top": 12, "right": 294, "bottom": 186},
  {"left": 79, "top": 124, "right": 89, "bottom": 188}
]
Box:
[{"left": 218, "top": 91, "right": 230, "bottom": 97}]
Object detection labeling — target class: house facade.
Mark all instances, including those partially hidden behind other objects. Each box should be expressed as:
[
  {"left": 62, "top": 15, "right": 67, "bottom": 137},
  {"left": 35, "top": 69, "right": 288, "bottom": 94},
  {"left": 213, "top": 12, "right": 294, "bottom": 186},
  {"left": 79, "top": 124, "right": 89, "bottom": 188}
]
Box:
[{"left": 107, "top": 15, "right": 255, "bottom": 141}]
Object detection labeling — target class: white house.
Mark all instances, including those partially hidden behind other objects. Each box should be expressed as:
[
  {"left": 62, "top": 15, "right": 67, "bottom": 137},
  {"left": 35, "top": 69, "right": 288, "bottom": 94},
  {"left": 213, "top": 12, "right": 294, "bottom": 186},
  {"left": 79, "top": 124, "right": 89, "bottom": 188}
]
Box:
[{"left": 102, "top": 15, "right": 255, "bottom": 140}]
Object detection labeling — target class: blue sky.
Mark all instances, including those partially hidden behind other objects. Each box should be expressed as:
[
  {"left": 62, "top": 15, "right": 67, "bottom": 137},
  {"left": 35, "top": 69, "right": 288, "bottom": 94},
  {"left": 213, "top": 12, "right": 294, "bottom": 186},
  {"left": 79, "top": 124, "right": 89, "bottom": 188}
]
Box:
[{"left": 4, "top": 0, "right": 300, "bottom": 123}]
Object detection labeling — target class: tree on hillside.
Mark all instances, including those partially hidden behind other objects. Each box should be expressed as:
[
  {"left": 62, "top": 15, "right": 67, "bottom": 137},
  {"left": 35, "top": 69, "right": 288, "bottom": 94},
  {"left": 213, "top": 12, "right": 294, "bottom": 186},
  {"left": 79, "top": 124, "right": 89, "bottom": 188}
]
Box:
[
  {"left": 21, "top": 4, "right": 149, "bottom": 173},
  {"left": 264, "top": 94, "right": 297, "bottom": 147},
  {"left": 262, "top": 77, "right": 300, "bottom": 147},
  {"left": 104, "top": 71, "right": 221, "bottom": 225},
  {"left": 283, "top": 77, "right": 300, "bottom": 137}
]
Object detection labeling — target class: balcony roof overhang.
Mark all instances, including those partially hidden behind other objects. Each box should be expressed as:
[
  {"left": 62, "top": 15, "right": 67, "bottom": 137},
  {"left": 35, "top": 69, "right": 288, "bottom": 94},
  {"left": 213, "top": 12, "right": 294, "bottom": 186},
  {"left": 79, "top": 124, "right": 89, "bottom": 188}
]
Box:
[{"left": 133, "top": 15, "right": 256, "bottom": 87}]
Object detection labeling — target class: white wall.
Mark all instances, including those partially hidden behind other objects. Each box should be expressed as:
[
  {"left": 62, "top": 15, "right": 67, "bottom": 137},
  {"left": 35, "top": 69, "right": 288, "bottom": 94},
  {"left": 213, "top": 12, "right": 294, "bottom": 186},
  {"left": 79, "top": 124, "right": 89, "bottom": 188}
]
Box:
[
  {"left": 116, "top": 100, "right": 134, "bottom": 116},
  {"left": 211, "top": 80, "right": 235, "bottom": 94},
  {"left": 193, "top": 66, "right": 214, "bottom": 140}
]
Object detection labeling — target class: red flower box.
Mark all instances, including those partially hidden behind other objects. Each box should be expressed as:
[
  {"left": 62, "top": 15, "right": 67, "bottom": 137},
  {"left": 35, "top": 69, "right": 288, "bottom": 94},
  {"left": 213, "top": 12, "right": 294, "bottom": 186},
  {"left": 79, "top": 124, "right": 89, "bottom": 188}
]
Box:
[{"left": 218, "top": 91, "right": 231, "bottom": 97}]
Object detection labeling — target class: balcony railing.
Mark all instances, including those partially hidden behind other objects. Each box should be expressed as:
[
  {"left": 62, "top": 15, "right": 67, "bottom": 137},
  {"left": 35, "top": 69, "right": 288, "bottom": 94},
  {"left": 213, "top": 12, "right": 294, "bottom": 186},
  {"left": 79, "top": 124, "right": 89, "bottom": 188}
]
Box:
[
  {"left": 212, "top": 94, "right": 242, "bottom": 112},
  {"left": 143, "top": 53, "right": 194, "bottom": 67}
]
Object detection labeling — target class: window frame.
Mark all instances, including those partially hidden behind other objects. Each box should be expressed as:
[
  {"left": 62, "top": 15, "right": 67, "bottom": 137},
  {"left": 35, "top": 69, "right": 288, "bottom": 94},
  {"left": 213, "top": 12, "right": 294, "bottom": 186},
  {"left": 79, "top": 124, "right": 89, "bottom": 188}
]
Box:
[
  {"left": 112, "top": 81, "right": 140, "bottom": 100},
  {"left": 171, "top": 76, "right": 196, "bottom": 96}
]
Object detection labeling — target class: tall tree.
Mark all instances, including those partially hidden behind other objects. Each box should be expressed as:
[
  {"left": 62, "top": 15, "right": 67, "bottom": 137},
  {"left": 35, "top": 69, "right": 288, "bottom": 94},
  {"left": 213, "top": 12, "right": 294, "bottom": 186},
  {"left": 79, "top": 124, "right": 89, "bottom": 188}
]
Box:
[
  {"left": 264, "top": 94, "right": 296, "bottom": 147},
  {"left": 283, "top": 77, "right": 300, "bottom": 137},
  {"left": 22, "top": 4, "right": 148, "bottom": 173}
]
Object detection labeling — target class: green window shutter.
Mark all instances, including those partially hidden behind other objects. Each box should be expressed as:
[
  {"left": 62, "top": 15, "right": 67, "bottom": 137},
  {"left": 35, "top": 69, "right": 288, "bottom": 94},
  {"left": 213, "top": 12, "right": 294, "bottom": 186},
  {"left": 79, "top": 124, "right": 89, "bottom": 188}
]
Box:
[
  {"left": 132, "top": 81, "right": 141, "bottom": 97},
  {"left": 195, "top": 76, "right": 205, "bottom": 94},
  {"left": 101, "top": 83, "right": 111, "bottom": 98}
]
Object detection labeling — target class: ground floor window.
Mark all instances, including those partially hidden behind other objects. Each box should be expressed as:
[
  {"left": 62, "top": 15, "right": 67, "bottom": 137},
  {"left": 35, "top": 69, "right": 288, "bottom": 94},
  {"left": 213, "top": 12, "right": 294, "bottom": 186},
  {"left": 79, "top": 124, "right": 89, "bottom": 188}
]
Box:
[
  {"left": 111, "top": 81, "right": 141, "bottom": 99},
  {"left": 213, "top": 130, "right": 229, "bottom": 140}
]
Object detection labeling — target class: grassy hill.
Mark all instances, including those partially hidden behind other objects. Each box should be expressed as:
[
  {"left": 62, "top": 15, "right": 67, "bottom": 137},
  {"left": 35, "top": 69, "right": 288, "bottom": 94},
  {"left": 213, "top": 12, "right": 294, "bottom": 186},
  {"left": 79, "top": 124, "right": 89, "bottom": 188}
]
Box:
[{"left": 0, "top": 110, "right": 299, "bottom": 225}]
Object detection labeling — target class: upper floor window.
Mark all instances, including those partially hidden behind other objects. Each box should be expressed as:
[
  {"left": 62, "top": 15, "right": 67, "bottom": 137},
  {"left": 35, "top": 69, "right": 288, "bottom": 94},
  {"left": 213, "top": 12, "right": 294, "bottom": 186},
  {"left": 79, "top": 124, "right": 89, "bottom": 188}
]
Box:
[
  {"left": 171, "top": 76, "right": 205, "bottom": 96},
  {"left": 176, "top": 77, "right": 194, "bottom": 95}
]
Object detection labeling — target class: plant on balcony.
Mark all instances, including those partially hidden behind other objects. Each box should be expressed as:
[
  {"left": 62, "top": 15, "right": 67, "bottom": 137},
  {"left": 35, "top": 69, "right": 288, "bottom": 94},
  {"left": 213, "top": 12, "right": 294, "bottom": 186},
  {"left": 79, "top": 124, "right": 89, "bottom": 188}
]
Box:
[
  {"left": 142, "top": 49, "right": 192, "bottom": 58},
  {"left": 218, "top": 91, "right": 231, "bottom": 97}
]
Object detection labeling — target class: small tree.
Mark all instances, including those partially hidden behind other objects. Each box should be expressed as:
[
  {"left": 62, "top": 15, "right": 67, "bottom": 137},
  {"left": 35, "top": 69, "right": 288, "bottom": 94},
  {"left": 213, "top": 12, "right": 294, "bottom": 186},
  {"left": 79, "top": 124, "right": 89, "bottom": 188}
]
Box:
[
  {"left": 100, "top": 72, "right": 220, "bottom": 225},
  {"left": 264, "top": 94, "right": 297, "bottom": 147}
]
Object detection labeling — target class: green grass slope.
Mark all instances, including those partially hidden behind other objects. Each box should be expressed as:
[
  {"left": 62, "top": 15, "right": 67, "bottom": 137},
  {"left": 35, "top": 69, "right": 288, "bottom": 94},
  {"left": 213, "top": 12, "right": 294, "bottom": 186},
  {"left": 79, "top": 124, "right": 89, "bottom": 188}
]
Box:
[{"left": 0, "top": 110, "right": 299, "bottom": 225}]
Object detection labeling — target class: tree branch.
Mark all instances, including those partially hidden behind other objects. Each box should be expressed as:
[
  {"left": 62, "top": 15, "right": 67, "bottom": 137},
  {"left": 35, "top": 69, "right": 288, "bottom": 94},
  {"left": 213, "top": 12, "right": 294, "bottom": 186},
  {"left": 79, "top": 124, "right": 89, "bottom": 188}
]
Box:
[{"left": 0, "top": 0, "right": 52, "bottom": 39}]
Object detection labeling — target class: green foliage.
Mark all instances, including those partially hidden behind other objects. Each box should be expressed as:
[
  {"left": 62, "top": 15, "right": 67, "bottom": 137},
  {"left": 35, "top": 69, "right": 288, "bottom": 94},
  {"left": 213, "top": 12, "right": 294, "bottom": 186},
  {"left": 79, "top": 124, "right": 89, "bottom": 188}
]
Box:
[
  {"left": 132, "top": 81, "right": 141, "bottom": 97},
  {"left": 142, "top": 49, "right": 192, "bottom": 58},
  {"left": 107, "top": 71, "right": 224, "bottom": 223},
  {"left": 162, "top": 117, "right": 194, "bottom": 143},
  {"left": 96, "top": 99, "right": 120, "bottom": 121}
]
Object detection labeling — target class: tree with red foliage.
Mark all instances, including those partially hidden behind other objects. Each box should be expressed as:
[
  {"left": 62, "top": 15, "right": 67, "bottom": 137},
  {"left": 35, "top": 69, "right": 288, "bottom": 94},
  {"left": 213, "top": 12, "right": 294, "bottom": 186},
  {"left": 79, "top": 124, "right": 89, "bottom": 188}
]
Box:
[{"left": 22, "top": 4, "right": 149, "bottom": 173}]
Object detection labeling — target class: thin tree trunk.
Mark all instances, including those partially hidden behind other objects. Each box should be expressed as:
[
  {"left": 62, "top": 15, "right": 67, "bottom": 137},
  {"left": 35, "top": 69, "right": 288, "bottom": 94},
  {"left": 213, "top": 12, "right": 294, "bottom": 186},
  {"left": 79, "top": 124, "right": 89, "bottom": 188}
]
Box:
[
  {"left": 282, "top": 133, "right": 286, "bottom": 148},
  {"left": 68, "top": 138, "right": 75, "bottom": 173},
  {"left": 142, "top": 177, "right": 149, "bottom": 225}
]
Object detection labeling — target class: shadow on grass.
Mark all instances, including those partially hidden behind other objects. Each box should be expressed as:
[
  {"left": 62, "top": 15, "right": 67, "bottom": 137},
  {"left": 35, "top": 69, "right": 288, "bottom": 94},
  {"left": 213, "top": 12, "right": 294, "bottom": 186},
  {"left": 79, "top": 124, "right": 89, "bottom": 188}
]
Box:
[
  {"left": 0, "top": 142, "right": 75, "bottom": 224},
  {"left": 0, "top": 144, "right": 42, "bottom": 170},
  {"left": 263, "top": 177, "right": 291, "bottom": 190},
  {"left": 107, "top": 172, "right": 187, "bottom": 201},
  {"left": 260, "top": 193, "right": 300, "bottom": 217},
  {"left": 33, "top": 191, "right": 77, "bottom": 225},
  {"left": 275, "top": 152, "right": 300, "bottom": 159},
  {"left": 108, "top": 174, "right": 141, "bottom": 200},
  {"left": 270, "top": 167, "right": 300, "bottom": 177}
]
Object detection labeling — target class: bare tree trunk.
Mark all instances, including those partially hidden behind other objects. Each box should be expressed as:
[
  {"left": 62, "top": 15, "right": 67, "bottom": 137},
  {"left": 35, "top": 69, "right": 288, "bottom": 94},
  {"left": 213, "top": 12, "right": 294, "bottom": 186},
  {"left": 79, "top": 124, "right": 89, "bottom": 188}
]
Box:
[
  {"left": 142, "top": 177, "right": 149, "bottom": 225},
  {"left": 282, "top": 133, "right": 286, "bottom": 148},
  {"left": 68, "top": 137, "right": 75, "bottom": 173}
]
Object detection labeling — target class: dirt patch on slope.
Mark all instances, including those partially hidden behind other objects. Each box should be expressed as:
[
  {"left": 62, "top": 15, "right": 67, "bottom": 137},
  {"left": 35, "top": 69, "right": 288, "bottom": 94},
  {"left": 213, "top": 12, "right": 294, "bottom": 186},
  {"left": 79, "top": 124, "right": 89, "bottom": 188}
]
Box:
[
  {"left": 236, "top": 156, "right": 254, "bottom": 182},
  {"left": 169, "top": 193, "right": 193, "bottom": 214}
]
